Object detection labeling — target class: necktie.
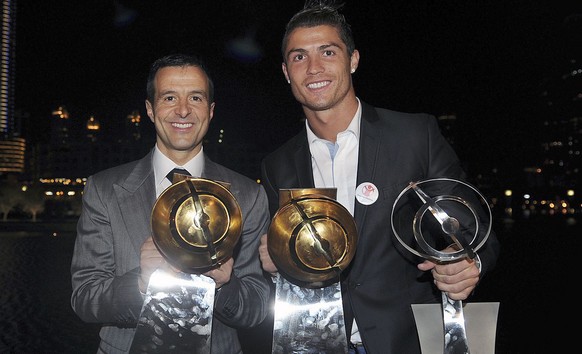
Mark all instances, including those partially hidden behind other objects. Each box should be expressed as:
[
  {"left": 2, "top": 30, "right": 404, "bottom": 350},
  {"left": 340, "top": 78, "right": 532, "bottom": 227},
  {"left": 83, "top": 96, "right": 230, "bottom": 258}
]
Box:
[{"left": 166, "top": 168, "right": 191, "bottom": 183}]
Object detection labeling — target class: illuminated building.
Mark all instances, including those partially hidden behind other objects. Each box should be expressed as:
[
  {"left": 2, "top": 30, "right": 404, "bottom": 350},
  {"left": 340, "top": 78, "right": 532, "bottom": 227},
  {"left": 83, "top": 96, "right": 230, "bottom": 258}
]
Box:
[
  {"left": 126, "top": 110, "right": 142, "bottom": 141},
  {"left": 86, "top": 115, "right": 100, "bottom": 142},
  {"left": 0, "top": 137, "right": 25, "bottom": 173},
  {"left": 50, "top": 106, "right": 71, "bottom": 144},
  {"left": 0, "top": 0, "right": 26, "bottom": 175},
  {"left": 31, "top": 106, "right": 152, "bottom": 180}
]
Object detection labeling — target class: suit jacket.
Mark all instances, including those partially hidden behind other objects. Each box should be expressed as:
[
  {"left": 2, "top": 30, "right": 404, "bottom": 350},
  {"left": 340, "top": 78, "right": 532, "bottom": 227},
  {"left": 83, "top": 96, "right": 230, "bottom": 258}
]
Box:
[
  {"left": 260, "top": 101, "right": 500, "bottom": 354},
  {"left": 71, "top": 149, "right": 271, "bottom": 354}
]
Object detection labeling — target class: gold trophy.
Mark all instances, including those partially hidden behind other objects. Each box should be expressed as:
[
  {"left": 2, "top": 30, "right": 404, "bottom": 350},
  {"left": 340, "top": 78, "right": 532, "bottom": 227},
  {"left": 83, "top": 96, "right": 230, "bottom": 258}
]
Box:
[
  {"left": 268, "top": 188, "right": 357, "bottom": 354},
  {"left": 130, "top": 174, "right": 242, "bottom": 354}
]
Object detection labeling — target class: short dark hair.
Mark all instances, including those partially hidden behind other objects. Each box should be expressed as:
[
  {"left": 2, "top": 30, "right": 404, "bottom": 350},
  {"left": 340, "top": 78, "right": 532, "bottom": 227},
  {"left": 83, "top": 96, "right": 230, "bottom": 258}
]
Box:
[
  {"left": 281, "top": 0, "right": 355, "bottom": 62},
  {"left": 146, "top": 53, "right": 214, "bottom": 103}
]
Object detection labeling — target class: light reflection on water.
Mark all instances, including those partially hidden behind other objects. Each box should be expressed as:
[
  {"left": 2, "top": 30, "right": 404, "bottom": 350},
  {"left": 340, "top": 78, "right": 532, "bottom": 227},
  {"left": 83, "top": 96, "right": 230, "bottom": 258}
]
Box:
[
  {"left": 0, "top": 221, "right": 77, "bottom": 238},
  {"left": 0, "top": 230, "right": 75, "bottom": 238},
  {"left": 0, "top": 222, "right": 99, "bottom": 354},
  {"left": 1, "top": 231, "right": 40, "bottom": 237}
]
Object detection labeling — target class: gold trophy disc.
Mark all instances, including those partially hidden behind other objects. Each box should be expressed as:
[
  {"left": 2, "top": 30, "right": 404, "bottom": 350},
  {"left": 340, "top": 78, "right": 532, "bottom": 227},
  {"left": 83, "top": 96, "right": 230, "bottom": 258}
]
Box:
[
  {"left": 151, "top": 178, "right": 242, "bottom": 273},
  {"left": 268, "top": 189, "right": 357, "bottom": 287}
]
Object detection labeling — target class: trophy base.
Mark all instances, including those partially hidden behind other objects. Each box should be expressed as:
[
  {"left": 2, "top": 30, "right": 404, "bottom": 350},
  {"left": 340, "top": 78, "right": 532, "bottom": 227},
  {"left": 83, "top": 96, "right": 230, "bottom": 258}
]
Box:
[
  {"left": 129, "top": 269, "right": 216, "bottom": 354},
  {"left": 272, "top": 275, "right": 348, "bottom": 354},
  {"left": 412, "top": 302, "right": 500, "bottom": 354}
]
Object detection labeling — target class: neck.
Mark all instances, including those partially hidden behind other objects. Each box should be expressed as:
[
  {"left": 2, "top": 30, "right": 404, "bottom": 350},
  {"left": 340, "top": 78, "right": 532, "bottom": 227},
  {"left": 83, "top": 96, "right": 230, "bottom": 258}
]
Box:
[
  {"left": 305, "top": 96, "right": 358, "bottom": 142},
  {"left": 157, "top": 143, "right": 202, "bottom": 166}
]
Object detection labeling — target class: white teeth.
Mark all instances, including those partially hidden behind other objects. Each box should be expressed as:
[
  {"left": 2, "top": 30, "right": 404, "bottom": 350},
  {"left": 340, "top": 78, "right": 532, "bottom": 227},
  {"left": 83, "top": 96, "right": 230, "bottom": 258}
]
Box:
[
  {"left": 308, "top": 81, "right": 329, "bottom": 89},
  {"left": 172, "top": 122, "right": 193, "bottom": 128}
]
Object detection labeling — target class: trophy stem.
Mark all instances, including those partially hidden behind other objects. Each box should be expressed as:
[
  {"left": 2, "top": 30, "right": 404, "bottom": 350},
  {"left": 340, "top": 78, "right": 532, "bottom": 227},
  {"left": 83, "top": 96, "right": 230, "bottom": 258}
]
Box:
[
  {"left": 442, "top": 292, "right": 470, "bottom": 354},
  {"left": 130, "top": 269, "right": 216, "bottom": 353},
  {"left": 272, "top": 274, "right": 348, "bottom": 354}
]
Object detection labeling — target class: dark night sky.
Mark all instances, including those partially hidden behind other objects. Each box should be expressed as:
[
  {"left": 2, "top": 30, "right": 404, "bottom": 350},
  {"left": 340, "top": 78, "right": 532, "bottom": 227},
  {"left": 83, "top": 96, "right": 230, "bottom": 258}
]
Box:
[{"left": 13, "top": 0, "right": 582, "bottom": 178}]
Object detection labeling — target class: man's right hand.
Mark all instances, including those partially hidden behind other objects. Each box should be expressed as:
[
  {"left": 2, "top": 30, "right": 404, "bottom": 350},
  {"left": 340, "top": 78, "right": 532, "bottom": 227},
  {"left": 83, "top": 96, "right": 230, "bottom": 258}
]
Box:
[
  {"left": 139, "top": 236, "right": 166, "bottom": 293},
  {"left": 259, "top": 234, "right": 278, "bottom": 275}
]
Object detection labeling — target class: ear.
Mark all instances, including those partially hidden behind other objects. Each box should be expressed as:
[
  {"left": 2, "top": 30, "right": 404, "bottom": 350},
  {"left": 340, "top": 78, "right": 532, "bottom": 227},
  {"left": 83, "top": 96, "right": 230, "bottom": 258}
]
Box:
[
  {"left": 145, "top": 100, "right": 154, "bottom": 123},
  {"left": 282, "top": 62, "right": 290, "bottom": 84},
  {"left": 350, "top": 49, "right": 360, "bottom": 73},
  {"left": 209, "top": 102, "right": 216, "bottom": 122}
]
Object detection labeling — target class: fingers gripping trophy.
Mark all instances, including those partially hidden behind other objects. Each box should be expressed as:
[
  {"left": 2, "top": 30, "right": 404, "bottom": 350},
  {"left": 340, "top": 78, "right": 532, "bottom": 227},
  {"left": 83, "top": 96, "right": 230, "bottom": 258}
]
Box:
[
  {"left": 391, "top": 178, "right": 497, "bottom": 354},
  {"left": 130, "top": 173, "right": 242, "bottom": 354},
  {"left": 267, "top": 188, "right": 358, "bottom": 354}
]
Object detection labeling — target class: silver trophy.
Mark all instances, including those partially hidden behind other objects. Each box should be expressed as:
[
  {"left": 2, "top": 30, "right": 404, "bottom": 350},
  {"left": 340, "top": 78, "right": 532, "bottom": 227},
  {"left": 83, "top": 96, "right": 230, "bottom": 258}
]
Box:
[
  {"left": 267, "top": 188, "right": 358, "bottom": 354},
  {"left": 391, "top": 178, "right": 496, "bottom": 354},
  {"left": 130, "top": 175, "right": 242, "bottom": 354}
]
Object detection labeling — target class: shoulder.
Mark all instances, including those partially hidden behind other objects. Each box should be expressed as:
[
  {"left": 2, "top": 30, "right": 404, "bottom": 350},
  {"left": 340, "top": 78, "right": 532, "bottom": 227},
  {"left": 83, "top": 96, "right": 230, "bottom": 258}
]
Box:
[
  {"left": 87, "top": 152, "right": 151, "bottom": 187},
  {"left": 361, "top": 102, "right": 438, "bottom": 132},
  {"left": 92, "top": 160, "right": 138, "bottom": 179},
  {"left": 88, "top": 161, "right": 138, "bottom": 187},
  {"left": 204, "top": 157, "right": 262, "bottom": 191},
  {"left": 204, "top": 159, "right": 268, "bottom": 214},
  {"left": 364, "top": 102, "right": 434, "bottom": 123},
  {"left": 262, "top": 128, "right": 307, "bottom": 164}
]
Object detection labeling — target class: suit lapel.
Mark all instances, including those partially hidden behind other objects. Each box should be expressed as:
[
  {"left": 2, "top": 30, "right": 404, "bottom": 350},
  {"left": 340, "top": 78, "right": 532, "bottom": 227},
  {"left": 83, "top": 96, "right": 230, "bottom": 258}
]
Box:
[
  {"left": 201, "top": 156, "right": 224, "bottom": 182},
  {"left": 354, "top": 103, "right": 382, "bottom": 238},
  {"left": 294, "top": 131, "right": 315, "bottom": 187},
  {"left": 114, "top": 152, "right": 156, "bottom": 255}
]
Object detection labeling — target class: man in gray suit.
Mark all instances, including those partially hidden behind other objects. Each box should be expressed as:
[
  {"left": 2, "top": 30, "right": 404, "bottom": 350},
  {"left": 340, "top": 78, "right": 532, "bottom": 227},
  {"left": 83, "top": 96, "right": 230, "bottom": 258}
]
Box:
[
  {"left": 258, "top": 1, "right": 500, "bottom": 353},
  {"left": 71, "top": 53, "right": 271, "bottom": 353}
]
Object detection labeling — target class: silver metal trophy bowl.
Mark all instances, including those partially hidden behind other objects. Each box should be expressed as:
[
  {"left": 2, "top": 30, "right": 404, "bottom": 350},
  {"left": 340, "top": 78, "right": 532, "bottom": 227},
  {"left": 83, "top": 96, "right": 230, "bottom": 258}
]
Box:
[
  {"left": 267, "top": 188, "right": 358, "bottom": 354},
  {"left": 391, "top": 178, "right": 493, "bottom": 354},
  {"left": 130, "top": 175, "right": 242, "bottom": 354}
]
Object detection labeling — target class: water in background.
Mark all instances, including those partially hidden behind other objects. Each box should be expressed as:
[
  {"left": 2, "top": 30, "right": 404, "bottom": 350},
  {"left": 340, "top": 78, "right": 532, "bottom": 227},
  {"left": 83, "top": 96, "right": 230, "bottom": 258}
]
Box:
[{"left": 0, "top": 223, "right": 100, "bottom": 354}]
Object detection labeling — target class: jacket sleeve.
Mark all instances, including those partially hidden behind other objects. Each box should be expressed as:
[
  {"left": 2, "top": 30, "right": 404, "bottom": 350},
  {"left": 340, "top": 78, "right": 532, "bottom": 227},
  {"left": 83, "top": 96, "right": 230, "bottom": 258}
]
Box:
[
  {"left": 70, "top": 175, "right": 144, "bottom": 326},
  {"left": 211, "top": 181, "right": 272, "bottom": 328}
]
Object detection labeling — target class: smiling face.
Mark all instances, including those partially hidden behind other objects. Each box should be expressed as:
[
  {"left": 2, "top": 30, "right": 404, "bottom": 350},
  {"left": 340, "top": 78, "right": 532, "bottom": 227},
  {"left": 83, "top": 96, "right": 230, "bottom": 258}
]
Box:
[
  {"left": 282, "top": 25, "right": 359, "bottom": 114},
  {"left": 145, "top": 65, "right": 215, "bottom": 165}
]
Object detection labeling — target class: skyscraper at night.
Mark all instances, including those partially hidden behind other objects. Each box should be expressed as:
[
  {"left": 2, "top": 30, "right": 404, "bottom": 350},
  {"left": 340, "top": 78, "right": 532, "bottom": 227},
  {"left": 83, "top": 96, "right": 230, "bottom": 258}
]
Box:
[{"left": 0, "top": 0, "right": 25, "bottom": 175}]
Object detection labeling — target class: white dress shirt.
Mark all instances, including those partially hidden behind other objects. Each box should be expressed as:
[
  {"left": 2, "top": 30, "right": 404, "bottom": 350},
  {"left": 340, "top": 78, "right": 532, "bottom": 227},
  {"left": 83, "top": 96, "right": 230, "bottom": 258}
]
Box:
[
  {"left": 152, "top": 144, "right": 205, "bottom": 198},
  {"left": 306, "top": 99, "right": 362, "bottom": 344}
]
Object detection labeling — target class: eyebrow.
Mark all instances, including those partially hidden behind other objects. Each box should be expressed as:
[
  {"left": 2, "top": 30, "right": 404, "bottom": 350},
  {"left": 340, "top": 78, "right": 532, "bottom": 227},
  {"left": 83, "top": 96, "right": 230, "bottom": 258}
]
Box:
[
  {"left": 158, "top": 89, "right": 207, "bottom": 97},
  {"left": 320, "top": 42, "right": 343, "bottom": 51},
  {"left": 286, "top": 42, "right": 344, "bottom": 59}
]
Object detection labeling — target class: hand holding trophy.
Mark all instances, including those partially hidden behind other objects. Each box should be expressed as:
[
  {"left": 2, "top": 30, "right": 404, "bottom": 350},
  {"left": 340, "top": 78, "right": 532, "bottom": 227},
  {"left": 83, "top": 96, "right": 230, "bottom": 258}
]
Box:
[
  {"left": 130, "top": 174, "right": 242, "bottom": 354},
  {"left": 391, "top": 178, "right": 496, "bottom": 354},
  {"left": 267, "top": 188, "right": 358, "bottom": 354}
]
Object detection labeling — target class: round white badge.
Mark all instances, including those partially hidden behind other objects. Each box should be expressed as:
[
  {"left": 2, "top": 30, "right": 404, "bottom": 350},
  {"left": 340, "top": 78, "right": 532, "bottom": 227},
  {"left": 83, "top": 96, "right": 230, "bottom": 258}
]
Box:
[{"left": 355, "top": 182, "right": 379, "bottom": 205}]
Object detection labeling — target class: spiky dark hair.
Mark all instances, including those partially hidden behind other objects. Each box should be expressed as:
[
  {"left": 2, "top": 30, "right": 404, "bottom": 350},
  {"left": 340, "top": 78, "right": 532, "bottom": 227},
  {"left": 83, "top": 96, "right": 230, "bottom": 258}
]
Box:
[
  {"left": 303, "top": 0, "right": 344, "bottom": 11},
  {"left": 281, "top": 0, "right": 354, "bottom": 61}
]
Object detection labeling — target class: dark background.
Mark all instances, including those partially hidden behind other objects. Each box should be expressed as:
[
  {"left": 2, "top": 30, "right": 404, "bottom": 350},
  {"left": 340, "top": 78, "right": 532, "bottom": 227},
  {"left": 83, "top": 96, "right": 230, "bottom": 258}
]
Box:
[{"left": 14, "top": 0, "right": 582, "bottom": 178}]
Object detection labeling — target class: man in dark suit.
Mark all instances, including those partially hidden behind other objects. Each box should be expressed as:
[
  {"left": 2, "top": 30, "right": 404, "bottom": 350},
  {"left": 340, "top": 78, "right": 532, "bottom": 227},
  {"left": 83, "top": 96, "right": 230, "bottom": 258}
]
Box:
[
  {"left": 258, "top": 1, "right": 500, "bottom": 353},
  {"left": 71, "top": 53, "right": 271, "bottom": 353}
]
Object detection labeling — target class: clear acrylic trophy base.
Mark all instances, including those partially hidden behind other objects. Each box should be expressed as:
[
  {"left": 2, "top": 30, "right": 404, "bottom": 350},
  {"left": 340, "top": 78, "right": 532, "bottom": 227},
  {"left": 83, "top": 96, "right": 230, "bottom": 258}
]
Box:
[
  {"left": 391, "top": 178, "right": 497, "bottom": 354},
  {"left": 412, "top": 302, "right": 500, "bottom": 354},
  {"left": 272, "top": 274, "right": 348, "bottom": 354},
  {"left": 129, "top": 269, "right": 215, "bottom": 354}
]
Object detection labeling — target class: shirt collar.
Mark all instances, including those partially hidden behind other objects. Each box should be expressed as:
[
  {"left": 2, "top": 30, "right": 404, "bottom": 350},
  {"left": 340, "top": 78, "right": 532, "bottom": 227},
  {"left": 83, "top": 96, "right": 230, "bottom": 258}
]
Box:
[{"left": 153, "top": 144, "right": 205, "bottom": 186}]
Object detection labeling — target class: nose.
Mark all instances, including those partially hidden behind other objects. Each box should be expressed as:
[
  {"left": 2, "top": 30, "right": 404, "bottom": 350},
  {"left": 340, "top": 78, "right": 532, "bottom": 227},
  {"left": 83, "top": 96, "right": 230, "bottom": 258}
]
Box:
[
  {"left": 175, "top": 101, "right": 191, "bottom": 118},
  {"left": 306, "top": 57, "right": 324, "bottom": 75}
]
